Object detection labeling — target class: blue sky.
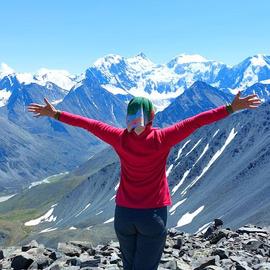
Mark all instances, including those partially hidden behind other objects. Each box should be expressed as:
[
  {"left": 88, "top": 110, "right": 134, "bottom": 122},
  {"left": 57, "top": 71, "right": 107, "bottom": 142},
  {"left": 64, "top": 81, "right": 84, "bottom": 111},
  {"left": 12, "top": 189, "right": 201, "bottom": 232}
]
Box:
[{"left": 0, "top": 0, "right": 269, "bottom": 73}]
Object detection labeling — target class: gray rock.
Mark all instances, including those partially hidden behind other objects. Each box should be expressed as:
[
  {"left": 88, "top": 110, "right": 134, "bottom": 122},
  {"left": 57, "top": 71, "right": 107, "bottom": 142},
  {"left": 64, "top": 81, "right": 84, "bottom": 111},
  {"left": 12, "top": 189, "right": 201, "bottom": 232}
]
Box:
[
  {"left": 237, "top": 226, "right": 269, "bottom": 235},
  {"left": 211, "top": 248, "right": 229, "bottom": 259},
  {"left": 80, "top": 257, "right": 101, "bottom": 267},
  {"left": 21, "top": 239, "right": 40, "bottom": 252},
  {"left": 209, "top": 231, "right": 228, "bottom": 244},
  {"left": 58, "top": 242, "right": 81, "bottom": 257},
  {"left": 193, "top": 256, "right": 217, "bottom": 270},
  {"left": 11, "top": 254, "right": 34, "bottom": 270},
  {"left": 243, "top": 238, "right": 263, "bottom": 250},
  {"left": 0, "top": 249, "right": 3, "bottom": 260},
  {"left": 176, "top": 259, "right": 192, "bottom": 270},
  {"left": 162, "top": 259, "right": 177, "bottom": 269},
  {"left": 253, "top": 262, "right": 270, "bottom": 270}
]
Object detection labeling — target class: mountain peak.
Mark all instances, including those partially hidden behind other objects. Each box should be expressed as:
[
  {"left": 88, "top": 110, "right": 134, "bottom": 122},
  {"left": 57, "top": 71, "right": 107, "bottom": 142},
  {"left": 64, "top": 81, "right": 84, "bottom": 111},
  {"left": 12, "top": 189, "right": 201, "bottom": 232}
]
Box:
[
  {"left": 136, "top": 52, "right": 147, "bottom": 59},
  {"left": 173, "top": 54, "right": 208, "bottom": 64},
  {"left": 249, "top": 54, "right": 269, "bottom": 67},
  {"left": 93, "top": 54, "right": 123, "bottom": 67},
  {"left": 0, "top": 63, "right": 15, "bottom": 78}
]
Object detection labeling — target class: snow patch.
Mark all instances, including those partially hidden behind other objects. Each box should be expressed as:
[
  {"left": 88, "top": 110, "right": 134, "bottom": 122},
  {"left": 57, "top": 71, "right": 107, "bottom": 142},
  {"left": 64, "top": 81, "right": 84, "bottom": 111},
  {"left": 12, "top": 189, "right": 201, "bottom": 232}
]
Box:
[
  {"left": 25, "top": 204, "right": 58, "bottom": 226},
  {"left": 194, "top": 144, "right": 209, "bottom": 166},
  {"left": 261, "top": 79, "right": 270, "bottom": 84},
  {"left": 0, "top": 89, "right": 12, "bottom": 107},
  {"left": 51, "top": 99, "right": 63, "bottom": 105},
  {"left": 175, "top": 205, "right": 205, "bottom": 228},
  {"left": 115, "top": 182, "right": 120, "bottom": 191},
  {"left": 39, "top": 227, "right": 58, "bottom": 233},
  {"left": 185, "top": 139, "right": 202, "bottom": 157},
  {"left": 101, "top": 84, "right": 129, "bottom": 95},
  {"left": 29, "top": 171, "right": 69, "bottom": 189},
  {"left": 172, "top": 170, "right": 191, "bottom": 195},
  {"left": 0, "top": 193, "right": 17, "bottom": 203},
  {"left": 195, "top": 221, "right": 213, "bottom": 234},
  {"left": 212, "top": 129, "right": 220, "bottom": 138},
  {"left": 169, "top": 198, "right": 187, "bottom": 213},
  {"left": 110, "top": 195, "right": 116, "bottom": 201},
  {"left": 250, "top": 54, "right": 267, "bottom": 67},
  {"left": 166, "top": 164, "right": 173, "bottom": 177},
  {"left": 75, "top": 203, "right": 91, "bottom": 217},
  {"left": 0, "top": 63, "right": 15, "bottom": 78},
  {"left": 175, "top": 140, "right": 190, "bottom": 162},
  {"left": 104, "top": 217, "right": 114, "bottom": 224}
]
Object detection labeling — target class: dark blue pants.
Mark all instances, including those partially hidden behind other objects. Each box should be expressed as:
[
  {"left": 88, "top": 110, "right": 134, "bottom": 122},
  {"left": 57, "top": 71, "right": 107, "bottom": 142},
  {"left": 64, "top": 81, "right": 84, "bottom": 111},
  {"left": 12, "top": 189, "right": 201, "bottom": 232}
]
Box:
[{"left": 114, "top": 205, "right": 168, "bottom": 270}]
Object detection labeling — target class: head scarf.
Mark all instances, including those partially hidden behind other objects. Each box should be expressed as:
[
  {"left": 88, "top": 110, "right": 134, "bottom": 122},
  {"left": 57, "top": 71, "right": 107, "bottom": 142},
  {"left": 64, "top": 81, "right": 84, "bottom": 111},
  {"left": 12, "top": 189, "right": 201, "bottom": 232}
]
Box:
[{"left": 126, "top": 97, "right": 155, "bottom": 132}]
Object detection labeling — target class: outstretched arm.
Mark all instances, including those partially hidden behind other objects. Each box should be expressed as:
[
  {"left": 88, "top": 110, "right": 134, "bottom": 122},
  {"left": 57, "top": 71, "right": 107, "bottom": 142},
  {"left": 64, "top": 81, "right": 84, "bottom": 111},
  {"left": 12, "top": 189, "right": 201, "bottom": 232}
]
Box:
[
  {"left": 27, "top": 98, "right": 123, "bottom": 148},
  {"left": 158, "top": 91, "right": 262, "bottom": 149}
]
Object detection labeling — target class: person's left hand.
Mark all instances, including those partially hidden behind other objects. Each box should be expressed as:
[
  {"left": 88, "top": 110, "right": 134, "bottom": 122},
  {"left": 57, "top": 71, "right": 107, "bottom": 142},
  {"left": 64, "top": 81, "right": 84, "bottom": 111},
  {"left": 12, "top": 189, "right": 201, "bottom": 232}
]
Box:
[{"left": 231, "top": 91, "right": 262, "bottom": 112}]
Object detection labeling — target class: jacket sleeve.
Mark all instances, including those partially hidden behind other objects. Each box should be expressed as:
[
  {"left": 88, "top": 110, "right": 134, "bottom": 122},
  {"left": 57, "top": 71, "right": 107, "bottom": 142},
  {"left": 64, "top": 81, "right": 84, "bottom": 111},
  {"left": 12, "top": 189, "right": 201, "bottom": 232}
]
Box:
[
  {"left": 58, "top": 111, "right": 123, "bottom": 148},
  {"left": 157, "top": 105, "right": 231, "bottom": 149}
]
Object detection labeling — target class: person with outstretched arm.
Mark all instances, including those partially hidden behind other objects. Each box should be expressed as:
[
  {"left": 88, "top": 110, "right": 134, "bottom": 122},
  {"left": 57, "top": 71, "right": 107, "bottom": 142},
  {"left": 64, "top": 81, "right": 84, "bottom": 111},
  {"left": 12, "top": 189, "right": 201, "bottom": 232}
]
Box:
[{"left": 27, "top": 91, "right": 261, "bottom": 270}]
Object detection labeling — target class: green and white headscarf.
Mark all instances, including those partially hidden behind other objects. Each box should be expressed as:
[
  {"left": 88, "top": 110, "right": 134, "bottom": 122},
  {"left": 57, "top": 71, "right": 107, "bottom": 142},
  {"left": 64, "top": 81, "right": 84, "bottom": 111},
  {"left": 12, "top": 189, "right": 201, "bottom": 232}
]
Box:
[{"left": 126, "top": 97, "right": 155, "bottom": 132}]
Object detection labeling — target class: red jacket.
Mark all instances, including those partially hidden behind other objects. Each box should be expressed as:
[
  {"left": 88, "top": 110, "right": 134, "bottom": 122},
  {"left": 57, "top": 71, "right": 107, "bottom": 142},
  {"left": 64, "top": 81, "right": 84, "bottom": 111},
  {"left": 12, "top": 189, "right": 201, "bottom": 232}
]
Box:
[{"left": 58, "top": 105, "right": 230, "bottom": 209}]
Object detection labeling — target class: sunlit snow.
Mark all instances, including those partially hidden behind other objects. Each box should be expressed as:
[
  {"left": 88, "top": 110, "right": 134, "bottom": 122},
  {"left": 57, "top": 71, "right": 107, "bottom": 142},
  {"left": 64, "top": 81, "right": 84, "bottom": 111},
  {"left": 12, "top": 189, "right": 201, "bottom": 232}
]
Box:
[
  {"left": 172, "top": 170, "right": 191, "bottom": 195},
  {"left": 175, "top": 140, "right": 190, "bottom": 162},
  {"left": 175, "top": 205, "right": 205, "bottom": 228},
  {"left": 173, "top": 54, "right": 208, "bottom": 64},
  {"left": 39, "top": 227, "right": 58, "bottom": 233},
  {"left": 0, "top": 194, "right": 17, "bottom": 203},
  {"left": 75, "top": 203, "right": 91, "bottom": 217},
  {"left": 28, "top": 171, "right": 69, "bottom": 189},
  {"left": 101, "top": 84, "right": 129, "bottom": 95},
  {"left": 25, "top": 204, "right": 58, "bottom": 226},
  {"left": 193, "top": 144, "right": 209, "bottom": 166},
  {"left": 0, "top": 89, "right": 12, "bottom": 107},
  {"left": 169, "top": 198, "right": 187, "bottom": 213},
  {"left": 166, "top": 164, "right": 174, "bottom": 177},
  {"left": 0, "top": 63, "right": 15, "bottom": 78},
  {"left": 212, "top": 129, "right": 220, "bottom": 138},
  {"left": 104, "top": 217, "right": 114, "bottom": 224},
  {"left": 195, "top": 221, "right": 212, "bottom": 234},
  {"left": 110, "top": 195, "right": 116, "bottom": 201},
  {"left": 185, "top": 139, "right": 202, "bottom": 157}
]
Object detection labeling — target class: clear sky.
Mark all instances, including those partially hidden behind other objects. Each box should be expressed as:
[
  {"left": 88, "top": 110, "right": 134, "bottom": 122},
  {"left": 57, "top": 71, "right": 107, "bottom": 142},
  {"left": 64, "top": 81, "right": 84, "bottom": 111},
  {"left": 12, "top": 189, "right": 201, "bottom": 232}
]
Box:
[{"left": 0, "top": 0, "right": 269, "bottom": 74}]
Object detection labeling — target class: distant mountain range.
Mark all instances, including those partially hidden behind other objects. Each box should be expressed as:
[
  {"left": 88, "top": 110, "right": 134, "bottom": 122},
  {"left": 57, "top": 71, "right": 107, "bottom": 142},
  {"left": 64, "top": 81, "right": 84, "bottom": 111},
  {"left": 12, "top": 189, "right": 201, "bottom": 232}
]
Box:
[
  {"left": 0, "top": 53, "right": 270, "bottom": 190},
  {"left": 0, "top": 53, "right": 270, "bottom": 247},
  {"left": 1, "top": 53, "right": 270, "bottom": 109}
]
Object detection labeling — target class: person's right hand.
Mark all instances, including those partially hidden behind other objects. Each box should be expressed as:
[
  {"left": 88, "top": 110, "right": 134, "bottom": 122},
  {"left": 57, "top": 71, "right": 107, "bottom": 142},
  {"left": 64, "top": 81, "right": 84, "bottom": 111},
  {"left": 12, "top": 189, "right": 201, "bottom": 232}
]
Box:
[{"left": 27, "top": 97, "right": 57, "bottom": 118}]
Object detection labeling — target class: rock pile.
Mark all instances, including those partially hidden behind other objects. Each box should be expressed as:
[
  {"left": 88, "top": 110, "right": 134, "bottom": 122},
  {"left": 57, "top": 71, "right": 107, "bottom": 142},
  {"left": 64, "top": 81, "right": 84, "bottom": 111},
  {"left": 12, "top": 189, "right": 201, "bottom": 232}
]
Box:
[{"left": 0, "top": 224, "right": 269, "bottom": 269}]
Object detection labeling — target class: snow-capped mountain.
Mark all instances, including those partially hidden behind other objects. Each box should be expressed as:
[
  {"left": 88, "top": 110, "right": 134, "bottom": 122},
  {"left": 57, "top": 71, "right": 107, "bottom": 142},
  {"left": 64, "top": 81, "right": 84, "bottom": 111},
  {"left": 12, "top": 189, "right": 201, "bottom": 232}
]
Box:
[
  {"left": 57, "top": 69, "right": 128, "bottom": 127},
  {"left": 84, "top": 53, "right": 270, "bottom": 111},
  {"left": 1, "top": 53, "right": 270, "bottom": 111},
  {"left": 215, "top": 54, "right": 270, "bottom": 92},
  {"left": 0, "top": 52, "right": 270, "bottom": 193},
  {"left": 33, "top": 68, "right": 79, "bottom": 91},
  {"left": 167, "top": 54, "right": 226, "bottom": 88},
  {"left": 0, "top": 63, "right": 79, "bottom": 107}
]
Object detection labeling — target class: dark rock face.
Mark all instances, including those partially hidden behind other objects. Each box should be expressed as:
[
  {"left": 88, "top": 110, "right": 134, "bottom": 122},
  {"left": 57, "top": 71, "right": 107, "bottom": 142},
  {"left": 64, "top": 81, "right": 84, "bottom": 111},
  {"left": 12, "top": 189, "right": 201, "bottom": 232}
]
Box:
[{"left": 0, "top": 224, "right": 269, "bottom": 269}]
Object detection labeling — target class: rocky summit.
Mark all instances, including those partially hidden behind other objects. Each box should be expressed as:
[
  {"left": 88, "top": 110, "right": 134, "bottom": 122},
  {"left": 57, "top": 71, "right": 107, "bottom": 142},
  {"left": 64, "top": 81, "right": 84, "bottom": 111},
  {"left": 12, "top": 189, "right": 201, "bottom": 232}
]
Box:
[{"left": 0, "top": 224, "right": 269, "bottom": 270}]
